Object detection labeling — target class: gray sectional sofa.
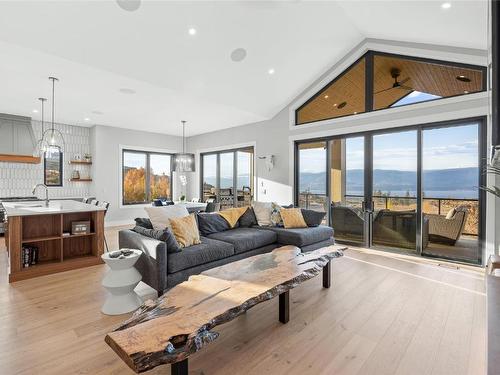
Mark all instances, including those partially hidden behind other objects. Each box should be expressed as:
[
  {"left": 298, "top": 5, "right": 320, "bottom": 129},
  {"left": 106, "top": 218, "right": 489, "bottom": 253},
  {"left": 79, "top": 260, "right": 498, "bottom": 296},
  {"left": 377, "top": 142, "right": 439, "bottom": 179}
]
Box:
[{"left": 119, "top": 215, "right": 334, "bottom": 296}]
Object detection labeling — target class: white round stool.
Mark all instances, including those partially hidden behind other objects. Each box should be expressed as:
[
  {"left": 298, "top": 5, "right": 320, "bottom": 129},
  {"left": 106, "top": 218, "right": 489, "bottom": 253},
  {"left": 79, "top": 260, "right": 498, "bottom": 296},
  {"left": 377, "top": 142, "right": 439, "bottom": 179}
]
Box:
[{"left": 101, "top": 249, "right": 142, "bottom": 315}]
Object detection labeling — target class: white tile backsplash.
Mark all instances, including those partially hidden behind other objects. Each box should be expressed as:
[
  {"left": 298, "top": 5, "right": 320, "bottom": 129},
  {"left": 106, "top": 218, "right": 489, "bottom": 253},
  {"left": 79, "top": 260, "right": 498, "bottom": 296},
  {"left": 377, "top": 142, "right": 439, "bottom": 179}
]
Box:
[{"left": 0, "top": 120, "right": 93, "bottom": 198}]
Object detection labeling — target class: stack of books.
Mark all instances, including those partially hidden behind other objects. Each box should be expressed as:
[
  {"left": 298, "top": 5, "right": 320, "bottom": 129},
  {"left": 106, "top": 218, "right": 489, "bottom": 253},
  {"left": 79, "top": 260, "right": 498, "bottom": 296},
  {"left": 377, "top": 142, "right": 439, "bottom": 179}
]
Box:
[{"left": 22, "top": 245, "right": 39, "bottom": 268}]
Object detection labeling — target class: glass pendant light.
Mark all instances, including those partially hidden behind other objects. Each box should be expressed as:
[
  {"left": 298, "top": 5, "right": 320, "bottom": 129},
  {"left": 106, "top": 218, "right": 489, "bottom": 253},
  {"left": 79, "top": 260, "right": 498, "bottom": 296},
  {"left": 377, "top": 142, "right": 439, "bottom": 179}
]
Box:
[
  {"left": 173, "top": 120, "right": 195, "bottom": 172},
  {"left": 32, "top": 97, "right": 49, "bottom": 157},
  {"left": 41, "top": 76, "right": 65, "bottom": 152}
]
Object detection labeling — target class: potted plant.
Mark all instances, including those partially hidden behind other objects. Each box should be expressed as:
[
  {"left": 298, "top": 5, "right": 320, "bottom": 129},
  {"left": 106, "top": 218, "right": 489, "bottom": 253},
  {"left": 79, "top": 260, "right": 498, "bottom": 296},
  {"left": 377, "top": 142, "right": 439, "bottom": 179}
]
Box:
[{"left": 179, "top": 195, "right": 186, "bottom": 202}]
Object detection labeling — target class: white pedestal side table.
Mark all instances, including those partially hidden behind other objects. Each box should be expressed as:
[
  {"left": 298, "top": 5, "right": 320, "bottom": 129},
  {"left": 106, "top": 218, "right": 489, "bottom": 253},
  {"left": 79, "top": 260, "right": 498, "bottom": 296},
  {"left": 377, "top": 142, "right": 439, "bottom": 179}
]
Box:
[{"left": 101, "top": 249, "right": 143, "bottom": 315}]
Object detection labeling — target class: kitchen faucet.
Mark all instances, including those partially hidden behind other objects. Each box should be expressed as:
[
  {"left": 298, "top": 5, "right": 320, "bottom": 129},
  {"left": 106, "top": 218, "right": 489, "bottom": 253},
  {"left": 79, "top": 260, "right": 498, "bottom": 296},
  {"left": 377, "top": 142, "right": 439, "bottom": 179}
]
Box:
[{"left": 32, "top": 183, "right": 49, "bottom": 206}]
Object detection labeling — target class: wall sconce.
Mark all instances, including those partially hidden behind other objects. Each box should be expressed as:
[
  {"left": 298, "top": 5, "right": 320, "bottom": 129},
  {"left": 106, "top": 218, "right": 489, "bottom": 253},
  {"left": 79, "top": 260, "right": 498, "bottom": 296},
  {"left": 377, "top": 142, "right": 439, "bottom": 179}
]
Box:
[{"left": 258, "top": 155, "right": 275, "bottom": 172}]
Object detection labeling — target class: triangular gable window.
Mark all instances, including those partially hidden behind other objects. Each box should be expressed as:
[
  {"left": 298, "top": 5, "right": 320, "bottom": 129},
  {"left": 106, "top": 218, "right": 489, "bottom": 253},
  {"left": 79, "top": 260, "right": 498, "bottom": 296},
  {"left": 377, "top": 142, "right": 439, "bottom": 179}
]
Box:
[{"left": 295, "top": 51, "right": 485, "bottom": 126}]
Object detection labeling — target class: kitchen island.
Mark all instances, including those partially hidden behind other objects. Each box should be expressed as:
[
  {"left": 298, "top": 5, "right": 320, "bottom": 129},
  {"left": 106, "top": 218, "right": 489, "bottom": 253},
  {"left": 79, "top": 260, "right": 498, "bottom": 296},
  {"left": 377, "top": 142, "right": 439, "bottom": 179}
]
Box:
[{"left": 4, "top": 200, "right": 106, "bottom": 282}]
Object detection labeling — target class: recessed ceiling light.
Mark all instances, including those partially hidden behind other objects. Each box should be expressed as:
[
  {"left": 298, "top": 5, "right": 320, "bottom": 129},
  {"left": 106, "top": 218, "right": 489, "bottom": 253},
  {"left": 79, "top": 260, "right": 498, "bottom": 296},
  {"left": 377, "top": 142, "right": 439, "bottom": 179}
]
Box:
[
  {"left": 188, "top": 27, "right": 197, "bottom": 36},
  {"left": 32, "top": 109, "right": 38, "bottom": 113},
  {"left": 116, "top": 0, "right": 141, "bottom": 12},
  {"left": 324, "top": 95, "right": 329, "bottom": 99},
  {"left": 441, "top": 2, "right": 451, "bottom": 9},
  {"left": 268, "top": 68, "right": 275, "bottom": 75},
  {"left": 464, "top": 90, "right": 469, "bottom": 94},
  {"left": 353, "top": 111, "right": 358, "bottom": 114},
  {"left": 456, "top": 75, "right": 471, "bottom": 82},
  {"left": 119, "top": 88, "right": 136, "bottom": 94},
  {"left": 84, "top": 118, "right": 91, "bottom": 122},
  {"left": 230, "top": 48, "right": 247, "bottom": 62},
  {"left": 337, "top": 101, "right": 347, "bottom": 109},
  {"left": 333, "top": 103, "right": 338, "bottom": 107}
]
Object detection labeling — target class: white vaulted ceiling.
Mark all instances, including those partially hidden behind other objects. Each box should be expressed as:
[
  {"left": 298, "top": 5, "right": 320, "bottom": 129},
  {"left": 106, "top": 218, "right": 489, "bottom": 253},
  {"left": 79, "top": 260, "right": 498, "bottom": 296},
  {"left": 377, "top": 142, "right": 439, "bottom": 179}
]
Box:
[{"left": 0, "top": 0, "right": 488, "bottom": 136}]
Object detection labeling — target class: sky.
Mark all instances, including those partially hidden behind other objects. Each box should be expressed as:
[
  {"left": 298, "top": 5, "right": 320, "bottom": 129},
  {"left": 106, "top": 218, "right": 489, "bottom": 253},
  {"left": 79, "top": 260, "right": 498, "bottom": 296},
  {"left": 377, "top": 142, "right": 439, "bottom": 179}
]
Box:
[
  {"left": 202, "top": 151, "right": 252, "bottom": 180},
  {"left": 299, "top": 123, "right": 479, "bottom": 173},
  {"left": 123, "top": 152, "right": 171, "bottom": 175}
]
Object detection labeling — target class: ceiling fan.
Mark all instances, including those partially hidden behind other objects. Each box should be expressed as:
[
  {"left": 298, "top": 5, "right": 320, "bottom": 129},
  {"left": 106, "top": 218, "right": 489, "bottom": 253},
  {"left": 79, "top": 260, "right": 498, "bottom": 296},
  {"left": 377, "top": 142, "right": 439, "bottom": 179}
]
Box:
[{"left": 375, "top": 68, "right": 413, "bottom": 94}]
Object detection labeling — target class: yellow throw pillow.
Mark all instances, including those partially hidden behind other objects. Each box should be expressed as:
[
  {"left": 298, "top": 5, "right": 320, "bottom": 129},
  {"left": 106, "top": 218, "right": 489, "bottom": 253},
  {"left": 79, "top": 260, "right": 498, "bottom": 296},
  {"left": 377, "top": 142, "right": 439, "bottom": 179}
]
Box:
[
  {"left": 218, "top": 206, "right": 248, "bottom": 228},
  {"left": 169, "top": 214, "right": 201, "bottom": 248},
  {"left": 280, "top": 208, "right": 308, "bottom": 229}
]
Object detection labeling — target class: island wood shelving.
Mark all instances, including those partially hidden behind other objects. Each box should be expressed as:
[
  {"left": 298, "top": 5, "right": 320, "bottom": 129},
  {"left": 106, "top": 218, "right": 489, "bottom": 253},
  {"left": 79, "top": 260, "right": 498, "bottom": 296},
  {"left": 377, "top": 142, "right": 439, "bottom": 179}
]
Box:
[{"left": 6, "top": 210, "right": 104, "bottom": 282}]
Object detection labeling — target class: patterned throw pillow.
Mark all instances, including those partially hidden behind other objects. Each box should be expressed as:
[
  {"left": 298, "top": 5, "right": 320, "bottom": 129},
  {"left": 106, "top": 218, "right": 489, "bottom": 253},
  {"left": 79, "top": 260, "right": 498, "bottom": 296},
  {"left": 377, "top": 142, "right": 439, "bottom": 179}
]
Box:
[
  {"left": 270, "top": 202, "right": 283, "bottom": 227},
  {"left": 252, "top": 201, "right": 273, "bottom": 226},
  {"left": 169, "top": 214, "right": 201, "bottom": 248},
  {"left": 280, "top": 208, "right": 308, "bottom": 229}
]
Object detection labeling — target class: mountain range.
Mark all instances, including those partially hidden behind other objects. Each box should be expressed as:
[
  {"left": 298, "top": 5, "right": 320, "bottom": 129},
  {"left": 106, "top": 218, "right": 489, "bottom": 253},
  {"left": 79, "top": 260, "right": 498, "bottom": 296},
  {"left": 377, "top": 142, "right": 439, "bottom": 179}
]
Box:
[{"left": 300, "top": 167, "right": 479, "bottom": 197}]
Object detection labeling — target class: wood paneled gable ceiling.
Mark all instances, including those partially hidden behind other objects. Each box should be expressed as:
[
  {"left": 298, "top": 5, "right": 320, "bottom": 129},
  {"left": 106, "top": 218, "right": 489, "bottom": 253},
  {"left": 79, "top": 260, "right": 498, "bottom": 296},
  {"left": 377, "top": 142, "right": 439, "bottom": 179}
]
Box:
[{"left": 296, "top": 52, "right": 485, "bottom": 125}]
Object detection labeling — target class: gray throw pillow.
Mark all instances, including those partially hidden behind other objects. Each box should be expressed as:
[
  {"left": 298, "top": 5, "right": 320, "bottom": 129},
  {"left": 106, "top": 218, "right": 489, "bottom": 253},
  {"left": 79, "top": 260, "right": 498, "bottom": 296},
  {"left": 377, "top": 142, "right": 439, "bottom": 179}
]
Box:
[
  {"left": 132, "top": 226, "right": 181, "bottom": 253},
  {"left": 197, "top": 213, "right": 230, "bottom": 236},
  {"left": 239, "top": 207, "right": 258, "bottom": 227},
  {"left": 301, "top": 209, "right": 326, "bottom": 227},
  {"left": 134, "top": 217, "right": 153, "bottom": 229}
]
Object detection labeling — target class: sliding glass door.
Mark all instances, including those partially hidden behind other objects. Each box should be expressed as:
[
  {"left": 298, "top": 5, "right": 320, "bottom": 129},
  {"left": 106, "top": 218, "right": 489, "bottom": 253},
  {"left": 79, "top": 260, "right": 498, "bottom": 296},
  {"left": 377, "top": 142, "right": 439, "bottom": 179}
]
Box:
[
  {"left": 295, "top": 117, "right": 485, "bottom": 264},
  {"left": 201, "top": 147, "right": 254, "bottom": 209},
  {"left": 372, "top": 130, "right": 418, "bottom": 253}
]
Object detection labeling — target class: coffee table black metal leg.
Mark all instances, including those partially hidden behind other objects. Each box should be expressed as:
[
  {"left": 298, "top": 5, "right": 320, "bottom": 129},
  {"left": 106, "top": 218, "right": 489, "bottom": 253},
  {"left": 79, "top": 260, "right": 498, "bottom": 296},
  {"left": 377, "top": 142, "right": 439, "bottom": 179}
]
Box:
[
  {"left": 323, "top": 261, "right": 331, "bottom": 288},
  {"left": 279, "top": 291, "right": 289, "bottom": 324},
  {"left": 171, "top": 358, "right": 188, "bottom": 375}
]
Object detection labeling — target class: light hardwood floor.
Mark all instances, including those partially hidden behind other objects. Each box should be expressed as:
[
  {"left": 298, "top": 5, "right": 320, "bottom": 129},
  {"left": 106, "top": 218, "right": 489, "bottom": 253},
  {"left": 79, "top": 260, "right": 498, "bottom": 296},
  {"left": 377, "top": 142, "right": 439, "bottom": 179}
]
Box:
[{"left": 0, "top": 226, "right": 486, "bottom": 375}]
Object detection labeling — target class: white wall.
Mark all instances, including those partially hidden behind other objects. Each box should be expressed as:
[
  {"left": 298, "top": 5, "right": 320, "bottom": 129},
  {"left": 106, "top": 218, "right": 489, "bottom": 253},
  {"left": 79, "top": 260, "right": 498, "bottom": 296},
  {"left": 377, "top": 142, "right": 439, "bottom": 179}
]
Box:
[{"left": 91, "top": 125, "right": 182, "bottom": 225}]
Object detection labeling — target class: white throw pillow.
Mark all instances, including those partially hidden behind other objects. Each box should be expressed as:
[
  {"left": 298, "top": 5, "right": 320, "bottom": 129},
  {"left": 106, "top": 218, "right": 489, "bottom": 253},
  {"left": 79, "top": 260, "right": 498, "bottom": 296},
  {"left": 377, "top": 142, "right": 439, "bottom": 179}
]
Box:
[
  {"left": 144, "top": 205, "right": 189, "bottom": 230},
  {"left": 251, "top": 201, "right": 273, "bottom": 226}
]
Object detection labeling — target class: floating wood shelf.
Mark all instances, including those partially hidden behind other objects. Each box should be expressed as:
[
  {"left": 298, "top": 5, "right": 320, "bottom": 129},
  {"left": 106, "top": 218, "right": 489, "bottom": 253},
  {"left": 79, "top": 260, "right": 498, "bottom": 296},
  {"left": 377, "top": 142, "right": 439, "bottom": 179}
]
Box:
[
  {"left": 69, "top": 178, "right": 93, "bottom": 182},
  {"left": 69, "top": 160, "right": 92, "bottom": 165},
  {"left": 0, "top": 154, "right": 40, "bottom": 164}
]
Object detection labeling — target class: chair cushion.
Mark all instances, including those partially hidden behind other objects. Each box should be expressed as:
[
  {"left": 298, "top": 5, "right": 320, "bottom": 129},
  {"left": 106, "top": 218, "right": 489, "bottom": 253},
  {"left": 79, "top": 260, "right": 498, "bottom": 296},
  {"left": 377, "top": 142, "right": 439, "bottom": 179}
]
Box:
[
  {"left": 258, "top": 225, "right": 333, "bottom": 247},
  {"left": 167, "top": 237, "right": 234, "bottom": 273},
  {"left": 207, "top": 227, "right": 277, "bottom": 254}
]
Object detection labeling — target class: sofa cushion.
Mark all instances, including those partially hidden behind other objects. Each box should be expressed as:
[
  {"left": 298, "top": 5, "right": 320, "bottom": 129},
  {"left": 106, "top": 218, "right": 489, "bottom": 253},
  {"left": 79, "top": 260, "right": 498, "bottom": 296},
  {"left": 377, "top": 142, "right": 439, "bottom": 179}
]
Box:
[
  {"left": 134, "top": 217, "right": 153, "bottom": 229},
  {"left": 207, "top": 227, "right": 277, "bottom": 254},
  {"left": 238, "top": 207, "right": 258, "bottom": 227},
  {"left": 197, "top": 212, "right": 230, "bottom": 236},
  {"left": 167, "top": 237, "right": 234, "bottom": 273},
  {"left": 301, "top": 209, "right": 326, "bottom": 227},
  {"left": 132, "top": 225, "right": 181, "bottom": 253},
  {"left": 257, "top": 225, "right": 333, "bottom": 247}
]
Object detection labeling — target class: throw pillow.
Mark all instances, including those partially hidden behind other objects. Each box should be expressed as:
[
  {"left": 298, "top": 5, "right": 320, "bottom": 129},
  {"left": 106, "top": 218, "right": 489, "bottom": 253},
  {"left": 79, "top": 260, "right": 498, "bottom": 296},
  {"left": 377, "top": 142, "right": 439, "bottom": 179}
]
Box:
[
  {"left": 251, "top": 201, "right": 273, "bottom": 226},
  {"left": 197, "top": 212, "right": 230, "bottom": 236},
  {"left": 239, "top": 207, "right": 258, "bottom": 227},
  {"left": 132, "top": 226, "right": 181, "bottom": 253},
  {"left": 301, "top": 209, "right": 326, "bottom": 227},
  {"left": 218, "top": 206, "right": 248, "bottom": 228},
  {"left": 169, "top": 214, "right": 201, "bottom": 248},
  {"left": 144, "top": 205, "right": 189, "bottom": 230},
  {"left": 280, "top": 208, "right": 308, "bottom": 229},
  {"left": 270, "top": 202, "right": 283, "bottom": 227},
  {"left": 134, "top": 217, "right": 153, "bottom": 229}
]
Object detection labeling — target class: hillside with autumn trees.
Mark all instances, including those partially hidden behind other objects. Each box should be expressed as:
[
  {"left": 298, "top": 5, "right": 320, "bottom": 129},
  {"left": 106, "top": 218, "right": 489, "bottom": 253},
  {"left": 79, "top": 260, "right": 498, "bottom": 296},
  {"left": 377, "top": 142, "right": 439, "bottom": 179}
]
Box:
[{"left": 123, "top": 167, "right": 171, "bottom": 204}]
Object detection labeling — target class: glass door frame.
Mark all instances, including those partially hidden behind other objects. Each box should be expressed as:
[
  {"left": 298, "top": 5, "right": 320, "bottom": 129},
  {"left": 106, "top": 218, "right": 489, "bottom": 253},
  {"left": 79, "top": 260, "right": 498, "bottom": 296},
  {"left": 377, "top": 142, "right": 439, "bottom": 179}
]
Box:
[{"left": 294, "top": 116, "right": 487, "bottom": 265}]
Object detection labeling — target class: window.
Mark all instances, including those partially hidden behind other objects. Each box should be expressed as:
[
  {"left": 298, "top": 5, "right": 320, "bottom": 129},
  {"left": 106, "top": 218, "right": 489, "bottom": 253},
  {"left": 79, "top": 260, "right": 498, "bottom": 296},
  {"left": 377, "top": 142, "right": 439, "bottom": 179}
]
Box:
[
  {"left": 296, "top": 58, "right": 366, "bottom": 125},
  {"left": 200, "top": 147, "right": 254, "bottom": 210},
  {"left": 44, "top": 147, "right": 63, "bottom": 186},
  {"left": 295, "top": 51, "right": 485, "bottom": 125},
  {"left": 122, "top": 149, "right": 172, "bottom": 205},
  {"left": 297, "top": 142, "right": 327, "bottom": 213}
]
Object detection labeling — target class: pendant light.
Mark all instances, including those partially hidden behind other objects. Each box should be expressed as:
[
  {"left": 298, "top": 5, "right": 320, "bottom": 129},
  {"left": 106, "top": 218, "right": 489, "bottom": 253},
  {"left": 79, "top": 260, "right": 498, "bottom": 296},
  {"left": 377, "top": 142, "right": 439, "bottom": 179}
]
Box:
[
  {"left": 32, "top": 97, "right": 49, "bottom": 157},
  {"left": 173, "top": 120, "right": 195, "bottom": 172},
  {"left": 41, "top": 76, "right": 65, "bottom": 152}
]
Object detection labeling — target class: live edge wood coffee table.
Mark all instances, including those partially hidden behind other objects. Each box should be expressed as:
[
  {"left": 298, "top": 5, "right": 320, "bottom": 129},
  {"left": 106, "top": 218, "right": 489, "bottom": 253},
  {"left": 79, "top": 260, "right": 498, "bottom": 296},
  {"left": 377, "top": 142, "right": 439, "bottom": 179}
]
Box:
[{"left": 105, "top": 245, "right": 345, "bottom": 374}]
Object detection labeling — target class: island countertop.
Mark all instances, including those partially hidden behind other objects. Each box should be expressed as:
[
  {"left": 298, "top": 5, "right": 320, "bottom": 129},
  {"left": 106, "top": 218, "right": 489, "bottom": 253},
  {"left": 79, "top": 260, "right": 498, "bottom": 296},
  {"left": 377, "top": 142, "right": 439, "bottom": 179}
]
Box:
[{"left": 3, "top": 199, "right": 106, "bottom": 217}]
